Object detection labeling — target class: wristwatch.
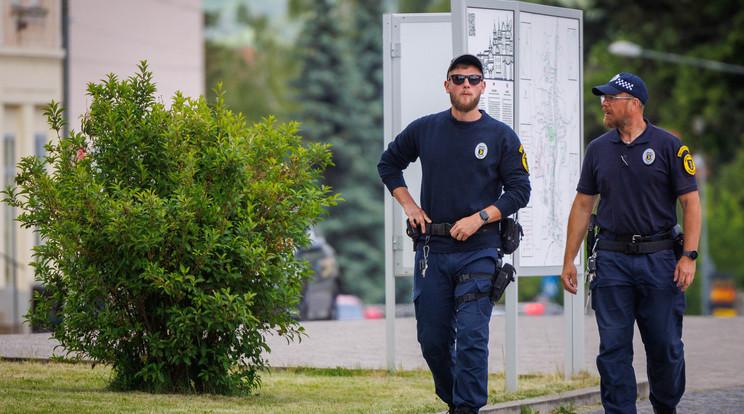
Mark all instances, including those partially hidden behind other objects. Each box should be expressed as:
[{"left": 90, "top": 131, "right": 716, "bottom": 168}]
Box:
[
  {"left": 478, "top": 209, "right": 489, "bottom": 224},
  {"left": 681, "top": 250, "right": 698, "bottom": 260}
]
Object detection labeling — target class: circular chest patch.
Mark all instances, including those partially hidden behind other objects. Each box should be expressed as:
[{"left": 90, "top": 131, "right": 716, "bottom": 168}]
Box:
[
  {"left": 642, "top": 148, "right": 656, "bottom": 165},
  {"left": 475, "top": 143, "right": 488, "bottom": 159}
]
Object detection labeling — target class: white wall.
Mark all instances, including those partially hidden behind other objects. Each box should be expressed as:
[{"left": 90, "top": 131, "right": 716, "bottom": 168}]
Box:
[
  {"left": 67, "top": 0, "right": 204, "bottom": 130},
  {"left": 0, "top": 0, "right": 64, "bottom": 333}
]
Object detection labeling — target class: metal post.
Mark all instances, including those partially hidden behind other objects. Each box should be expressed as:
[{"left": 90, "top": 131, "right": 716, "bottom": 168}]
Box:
[
  {"left": 383, "top": 14, "right": 397, "bottom": 372},
  {"left": 505, "top": 275, "right": 518, "bottom": 391},
  {"left": 564, "top": 268, "right": 585, "bottom": 380}
]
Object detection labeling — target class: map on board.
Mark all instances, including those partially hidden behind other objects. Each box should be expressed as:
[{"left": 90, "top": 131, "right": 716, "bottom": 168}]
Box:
[
  {"left": 467, "top": 8, "right": 515, "bottom": 129},
  {"left": 516, "top": 12, "right": 581, "bottom": 268},
  {"left": 465, "top": 8, "right": 582, "bottom": 270}
]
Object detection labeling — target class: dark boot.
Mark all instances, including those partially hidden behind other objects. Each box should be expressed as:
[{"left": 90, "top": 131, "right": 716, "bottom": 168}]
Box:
[
  {"left": 453, "top": 407, "right": 477, "bottom": 414},
  {"left": 653, "top": 407, "right": 677, "bottom": 414}
]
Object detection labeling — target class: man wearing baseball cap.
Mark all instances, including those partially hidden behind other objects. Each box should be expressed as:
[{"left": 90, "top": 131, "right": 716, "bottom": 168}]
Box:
[
  {"left": 561, "top": 72, "right": 701, "bottom": 414},
  {"left": 378, "top": 54, "right": 530, "bottom": 413}
]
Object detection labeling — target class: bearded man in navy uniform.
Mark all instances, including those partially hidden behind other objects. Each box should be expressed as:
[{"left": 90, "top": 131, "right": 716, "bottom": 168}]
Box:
[
  {"left": 561, "top": 72, "right": 701, "bottom": 414},
  {"left": 378, "top": 54, "right": 530, "bottom": 414}
]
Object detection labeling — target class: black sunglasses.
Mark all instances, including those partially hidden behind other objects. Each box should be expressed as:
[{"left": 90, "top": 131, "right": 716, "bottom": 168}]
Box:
[{"left": 449, "top": 74, "right": 483, "bottom": 85}]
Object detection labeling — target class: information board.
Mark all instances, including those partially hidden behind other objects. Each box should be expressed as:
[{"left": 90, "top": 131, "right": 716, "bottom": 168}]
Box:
[
  {"left": 454, "top": 0, "right": 583, "bottom": 274},
  {"left": 383, "top": 13, "right": 453, "bottom": 277}
]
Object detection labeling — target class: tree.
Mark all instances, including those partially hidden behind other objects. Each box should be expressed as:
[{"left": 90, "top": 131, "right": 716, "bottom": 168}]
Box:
[
  {"left": 5, "top": 63, "right": 336, "bottom": 394},
  {"left": 293, "top": 0, "right": 386, "bottom": 302},
  {"left": 582, "top": 0, "right": 744, "bottom": 166},
  {"left": 205, "top": 4, "right": 297, "bottom": 124},
  {"left": 709, "top": 148, "right": 744, "bottom": 288}
]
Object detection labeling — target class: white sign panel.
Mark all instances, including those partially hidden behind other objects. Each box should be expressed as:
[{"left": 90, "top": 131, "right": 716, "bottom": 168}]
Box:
[
  {"left": 455, "top": 1, "right": 583, "bottom": 273},
  {"left": 516, "top": 12, "right": 582, "bottom": 268},
  {"left": 467, "top": 7, "right": 515, "bottom": 129},
  {"left": 384, "top": 14, "right": 453, "bottom": 277}
]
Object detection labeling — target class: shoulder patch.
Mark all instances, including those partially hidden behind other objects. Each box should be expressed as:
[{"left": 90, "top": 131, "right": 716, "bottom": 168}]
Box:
[
  {"left": 519, "top": 144, "right": 529, "bottom": 173},
  {"left": 677, "top": 145, "right": 690, "bottom": 158},
  {"left": 683, "top": 153, "right": 696, "bottom": 175}
]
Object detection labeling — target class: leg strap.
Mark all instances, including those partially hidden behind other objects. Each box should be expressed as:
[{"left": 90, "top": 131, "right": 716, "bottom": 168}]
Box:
[
  {"left": 455, "top": 272, "right": 494, "bottom": 307},
  {"left": 455, "top": 291, "right": 491, "bottom": 307}
]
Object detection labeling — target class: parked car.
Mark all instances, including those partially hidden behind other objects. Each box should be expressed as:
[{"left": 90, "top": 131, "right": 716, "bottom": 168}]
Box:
[
  {"left": 297, "top": 228, "right": 340, "bottom": 320},
  {"left": 334, "top": 294, "right": 364, "bottom": 320}
]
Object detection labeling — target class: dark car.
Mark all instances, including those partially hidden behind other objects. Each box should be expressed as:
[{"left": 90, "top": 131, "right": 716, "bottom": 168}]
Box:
[{"left": 297, "top": 228, "right": 340, "bottom": 320}]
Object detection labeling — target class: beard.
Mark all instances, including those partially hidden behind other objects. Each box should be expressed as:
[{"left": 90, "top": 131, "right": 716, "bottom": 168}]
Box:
[
  {"left": 603, "top": 113, "right": 628, "bottom": 129},
  {"left": 450, "top": 91, "right": 481, "bottom": 113}
]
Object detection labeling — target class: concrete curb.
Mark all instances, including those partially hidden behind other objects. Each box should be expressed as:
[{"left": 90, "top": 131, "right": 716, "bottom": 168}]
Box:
[{"left": 438, "top": 381, "right": 649, "bottom": 414}]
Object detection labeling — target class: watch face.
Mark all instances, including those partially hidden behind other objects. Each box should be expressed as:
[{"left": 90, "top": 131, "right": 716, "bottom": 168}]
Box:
[
  {"left": 479, "top": 210, "right": 489, "bottom": 222},
  {"left": 684, "top": 251, "right": 698, "bottom": 260}
]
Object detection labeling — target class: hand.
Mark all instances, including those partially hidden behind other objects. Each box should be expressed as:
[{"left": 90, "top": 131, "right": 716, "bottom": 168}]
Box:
[
  {"left": 449, "top": 214, "right": 483, "bottom": 241},
  {"left": 403, "top": 203, "right": 431, "bottom": 234},
  {"left": 674, "top": 256, "right": 696, "bottom": 292},
  {"left": 560, "top": 262, "right": 578, "bottom": 294}
]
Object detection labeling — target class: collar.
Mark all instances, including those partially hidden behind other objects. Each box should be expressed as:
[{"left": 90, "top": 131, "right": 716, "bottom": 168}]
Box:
[
  {"left": 610, "top": 119, "right": 652, "bottom": 146},
  {"left": 448, "top": 109, "right": 487, "bottom": 125}
]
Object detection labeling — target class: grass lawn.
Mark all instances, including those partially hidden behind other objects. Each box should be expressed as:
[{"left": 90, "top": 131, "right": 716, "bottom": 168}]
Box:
[{"left": 0, "top": 360, "right": 597, "bottom": 413}]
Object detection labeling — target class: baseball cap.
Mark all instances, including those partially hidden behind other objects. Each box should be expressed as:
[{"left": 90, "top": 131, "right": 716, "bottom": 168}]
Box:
[
  {"left": 447, "top": 54, "right": 483, "bottom": 75},
  {"left": 592, "top": 72, "right": 648, "bottom": 105}
]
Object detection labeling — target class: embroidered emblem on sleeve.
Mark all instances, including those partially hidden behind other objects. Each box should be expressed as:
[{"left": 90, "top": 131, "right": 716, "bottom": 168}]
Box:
[
  {"left": 683, "top": 154, "right": 696, "bottom": 175},
  {"left": 519, "top": 144, "right": 529, "bottom": 173},
  {"left": 677, "top": 145, "right": 690, "bottom": 158}
]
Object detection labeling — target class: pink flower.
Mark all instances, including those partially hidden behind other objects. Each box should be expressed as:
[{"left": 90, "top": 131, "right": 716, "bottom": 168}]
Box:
[{"left": 76, "top": 148, "right": 86, "bottom": 161}]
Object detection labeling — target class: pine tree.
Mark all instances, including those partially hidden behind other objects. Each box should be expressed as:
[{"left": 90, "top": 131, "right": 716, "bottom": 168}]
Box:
[{"left": 294, "top": 0, "right": 386, "bottom": 302}]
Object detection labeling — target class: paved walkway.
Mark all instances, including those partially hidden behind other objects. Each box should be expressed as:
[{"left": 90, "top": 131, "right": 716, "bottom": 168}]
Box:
[
  {"left": 578, "top": 386, "right": 744, "bottom": 413},
  {"left": 2, "top": 316, "right": 743, "bottom": 410}
]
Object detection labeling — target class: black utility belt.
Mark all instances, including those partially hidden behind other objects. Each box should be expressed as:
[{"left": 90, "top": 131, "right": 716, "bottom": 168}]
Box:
[
  {"left": 596, "top": 238, "right": 675, "bottom": 255},
  {"left": 406, "top": 218, "right": 522, "bottom": 255},
  {"left": 406, "top": 221, "right": 494, "bottom": 238}
]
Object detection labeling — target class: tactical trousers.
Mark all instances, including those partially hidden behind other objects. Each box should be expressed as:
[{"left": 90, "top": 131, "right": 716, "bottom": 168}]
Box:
[
  {"left": 413, "top": 247, "right": 500, "bottom": 412},
  {"left": 591, "top": 249, "right": 686, "bottom": 414}
]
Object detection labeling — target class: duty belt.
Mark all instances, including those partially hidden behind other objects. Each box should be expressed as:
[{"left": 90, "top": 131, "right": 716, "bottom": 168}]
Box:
[
  {"left": 406, "top": 222, "right": 496, "bottom": 238},
  {"left": 596, "top": 232, "right": 675, "bottom": 255}
]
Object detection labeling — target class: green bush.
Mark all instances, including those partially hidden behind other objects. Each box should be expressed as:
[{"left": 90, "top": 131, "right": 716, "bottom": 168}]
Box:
[{"left": 4, "top": 62, "right": 337, "bottom": 394}]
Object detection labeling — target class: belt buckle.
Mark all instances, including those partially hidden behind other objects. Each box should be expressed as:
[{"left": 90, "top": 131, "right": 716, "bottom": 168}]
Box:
[{"left": 626, "top": 236, "right": 642, "bottom": 254}]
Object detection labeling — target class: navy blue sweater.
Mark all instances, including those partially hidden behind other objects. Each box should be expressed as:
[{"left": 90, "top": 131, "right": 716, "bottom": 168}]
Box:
[{"left": 378, "top": 109, "right": 531, "bottom": 252}]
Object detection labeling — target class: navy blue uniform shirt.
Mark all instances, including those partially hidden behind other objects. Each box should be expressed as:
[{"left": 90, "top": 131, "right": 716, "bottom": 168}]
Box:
[
  {"left": 577, "top": 121, "right": 698, "bottom": 236},
  {"left": 378, "top": 109, "right": 531, "bottom": 253}
]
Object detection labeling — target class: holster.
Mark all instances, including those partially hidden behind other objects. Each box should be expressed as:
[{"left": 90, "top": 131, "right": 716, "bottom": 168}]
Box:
[
  {"left": 454, "top": 260, "right": 515, "bottom": 306},
  {"left": 672, "top": 224, "right": 684, "bottom": 260},
  {"left": 491, "top": 263, "right": 516, "bottom": 303}
]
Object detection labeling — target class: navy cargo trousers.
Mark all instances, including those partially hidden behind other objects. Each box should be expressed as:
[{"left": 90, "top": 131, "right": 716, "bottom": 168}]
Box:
[
  {"left": 591, "top": 248, "right": 686, "bottom": 414},
  {"left": 413, "top": 246, "right": 500, "bottom": 412}
]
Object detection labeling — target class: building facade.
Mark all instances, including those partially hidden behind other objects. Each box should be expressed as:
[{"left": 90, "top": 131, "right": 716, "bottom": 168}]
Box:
[
  {"left": 0, "top": 0, "right": 203, "bottom": 333},
  {"left": 0, "top": 0, "right": 64, "bottom": 333}
]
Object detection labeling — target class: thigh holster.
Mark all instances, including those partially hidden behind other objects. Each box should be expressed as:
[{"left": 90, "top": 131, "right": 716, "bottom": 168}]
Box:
[{"left": 455, "top": 262, "right": 515, "bottom": 306}]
